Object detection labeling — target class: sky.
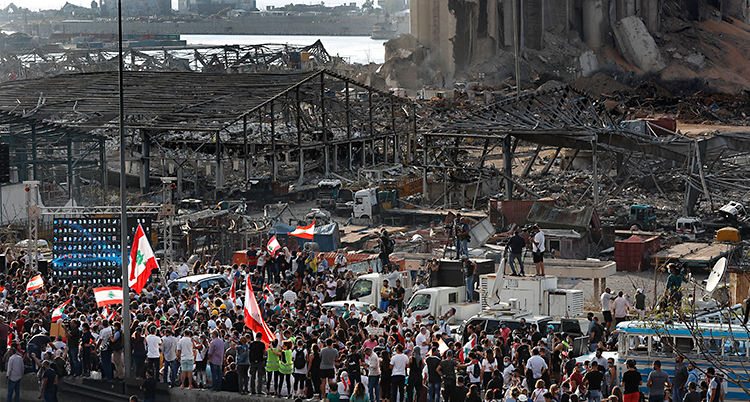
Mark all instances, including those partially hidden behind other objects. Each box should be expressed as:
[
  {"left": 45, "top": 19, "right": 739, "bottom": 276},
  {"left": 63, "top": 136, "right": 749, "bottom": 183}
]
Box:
[{"left": 21, "top": 0, "right": 362, "bottom": 12}]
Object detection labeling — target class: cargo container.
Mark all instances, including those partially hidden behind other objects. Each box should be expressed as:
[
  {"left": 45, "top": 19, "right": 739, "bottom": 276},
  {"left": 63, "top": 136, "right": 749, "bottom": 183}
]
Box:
[{"left": 614, "top": 235, "right": 660, "bottom": 272}]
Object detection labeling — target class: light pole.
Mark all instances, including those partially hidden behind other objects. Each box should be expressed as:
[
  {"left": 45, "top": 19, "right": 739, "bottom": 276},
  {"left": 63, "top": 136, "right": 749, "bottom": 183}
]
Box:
[{"left": 118, "top": 0, "right": 131, "bottom": 380}]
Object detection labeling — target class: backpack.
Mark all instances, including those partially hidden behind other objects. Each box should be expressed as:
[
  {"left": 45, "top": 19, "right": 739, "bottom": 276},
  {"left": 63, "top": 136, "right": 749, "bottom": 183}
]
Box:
[
  {"left": 294, "top": 349, "right": 307, "bottom": 369},
  {"left": 473, "top": 362, "right": 481, "bottom": 378}
]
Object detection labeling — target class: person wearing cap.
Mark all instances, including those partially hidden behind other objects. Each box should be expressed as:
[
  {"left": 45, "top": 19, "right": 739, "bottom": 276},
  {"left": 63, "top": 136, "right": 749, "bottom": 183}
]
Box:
[
  {"left": 635, "top": 288, "right": 646, "bottom": 319},
  {"left": 531, "top": 225, "right": 545, "bottom": 277}
]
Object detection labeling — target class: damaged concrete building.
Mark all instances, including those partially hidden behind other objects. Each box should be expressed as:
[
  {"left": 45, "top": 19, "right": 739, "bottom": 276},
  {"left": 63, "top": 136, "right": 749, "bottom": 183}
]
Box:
[{"left": 403, "top": 0, "right": 750, "bottom": 85}]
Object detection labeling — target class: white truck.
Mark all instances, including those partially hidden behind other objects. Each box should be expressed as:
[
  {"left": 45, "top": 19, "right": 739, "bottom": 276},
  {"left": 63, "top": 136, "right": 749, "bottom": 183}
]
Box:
[
  {"left": 479, "top": 273, "right": 584, "bottom": 318},
  {"left": 348, "top": 271, "right": 414, "bottom": 307},
  {"left": 353, "top": 187, "right": 380, "bottom": 220},
  {"left": 405, "top": 286, "right": 483, "bottom": 324}
]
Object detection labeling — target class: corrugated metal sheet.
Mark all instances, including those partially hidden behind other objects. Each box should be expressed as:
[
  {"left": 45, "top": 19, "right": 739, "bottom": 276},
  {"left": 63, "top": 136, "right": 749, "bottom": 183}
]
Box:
[
  {"left": 499, "top": 199, "right": 556, "bottom": 226},
  {"left": 526, "top": 202, "right": 597, "bottom": 231},
  {"left": 271, "top": 222, "right": 341, "bottom": 252}
]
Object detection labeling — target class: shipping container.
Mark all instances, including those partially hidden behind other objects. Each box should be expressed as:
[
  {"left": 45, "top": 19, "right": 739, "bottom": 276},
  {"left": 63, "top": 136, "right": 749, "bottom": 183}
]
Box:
[{"left": 614, "top": 235, "right": 660, "bottom": 272}]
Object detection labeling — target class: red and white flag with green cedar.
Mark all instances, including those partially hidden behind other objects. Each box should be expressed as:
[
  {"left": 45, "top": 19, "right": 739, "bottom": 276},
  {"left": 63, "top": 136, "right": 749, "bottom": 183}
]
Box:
[
  {"left": 267, "top": 236, "right": 281, "bottom": 255},
  {"left": 128, "top": 223, "right": 159, "bottom": 294},
  {"left": 51, "top": 299, "right": 71, "bottom": 322},
  {"left": 94, "top": 286, "right": 123, "bottom": 307},
  {"left": 26, "top": 274, "right": 44, "bottom": 292}
]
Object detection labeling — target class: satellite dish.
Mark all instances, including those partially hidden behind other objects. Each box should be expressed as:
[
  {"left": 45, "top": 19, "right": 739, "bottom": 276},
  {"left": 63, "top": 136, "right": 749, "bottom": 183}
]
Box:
[{"left": 706, "top": 257, "right": 727, "bottom": 293}]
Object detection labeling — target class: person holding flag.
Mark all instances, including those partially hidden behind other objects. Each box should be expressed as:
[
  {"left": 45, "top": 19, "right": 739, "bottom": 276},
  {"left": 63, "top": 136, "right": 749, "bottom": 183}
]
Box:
[{"left": 129, "top": 223, "right": 160, "bottom": 295}]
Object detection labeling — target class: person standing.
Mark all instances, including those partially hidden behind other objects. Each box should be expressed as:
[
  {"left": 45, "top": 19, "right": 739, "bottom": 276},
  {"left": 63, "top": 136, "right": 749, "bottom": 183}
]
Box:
[
  {"left": 684, "top": 382, "right": 701, "bottom": 402},
  {"left": 365, "top": 348, "right": 381, "bottom": 402},
  {"left": 161, "top": 328, "right": 179, "bottom": 386},
  {"left": 531, "top": 225, "right": 546, "bottom": 276},
  {"left": 379, "top": 229, "right": 394, "bottom": 272},
  {"left": 437, "top": 350, "right": 458, "bottom": 402},
  {"left": 508, "top": 231, "right": 526, "bottom": 276},
  {"left": 428, "top": 258, "right": 440, "bottom": 288},
  {"left": 145, "top": 326, "right": 162, "bottom": 382},
  {"left": 235, "top": 334, "right": 251, "bottom": 395},
  {"left": 206, "top": 330, "right": 223, "bottom": 391},
  {"left": 39, "top": 360, "right": 58, "bottom": 402},
  {"left": 461, "top": 256, "right": 477, "bottom": 303},
  {"left": 390, "top": 344, "right": 409, "bottom": 402},
  {"left": 392, "top": 279, "right": 406, "bottom": 316},
  {"left": 600, "top": 288, "right": 614, "bottom": 331},
  {"left": 708, "top": 371, "right": 727, "bottom": 402},
  {"left": 177, "top": 329, "right": 196, "bottom": 388},
  {"left": 584, "top": 361, "right": 605, "bottom": 402},
  {"left": 406, "top": 348, "right": 424, "bottom": 402},
  {"left": 380, "top": 280, "right": 392, "bottom": 311},
  {"left": 177, "top": 258, "right": 189, "bottom": 277},
  {"left": 612, "top": 291, "right": 631, "bottom": 325},
  {"left": 424, "top": 348, "right": 442, "bottom": 402},
  {"left": 5, "top": 344, "right": 23, "bottom": 402},
  {"left": 634, "top": 288, "right": 646, "bottom": 319},
  {"left": 249, "top": 332, "right": 267, "bottom": 395},
  {"left": 526, "top": 348, "right": 548, "bottom": 390},
  {"left": 620, "top": 359, "right": 642, "bottom": 402},
  {"left": 456, "top": 216, "right": 470, "bottom": 259},
  {"left": 320, "top": 338, "right": 339, "bottom": 396},
  {"left": 64, "top": 319, "right": 82, "bottom": 377},
  {"left": 673, "top": 355, "right": 688, "bottom": 402},
  {"left": 646, "top": 360, "right": 670, "bottom": 402},
  {"left": 96, "top": 320, "right": 114, "bottom": 380}
]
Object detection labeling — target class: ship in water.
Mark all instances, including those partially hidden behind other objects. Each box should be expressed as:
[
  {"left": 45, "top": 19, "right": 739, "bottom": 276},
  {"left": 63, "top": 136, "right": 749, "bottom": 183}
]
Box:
[{"left": 371, "top": 18, "right": 398, "bottom": 40}]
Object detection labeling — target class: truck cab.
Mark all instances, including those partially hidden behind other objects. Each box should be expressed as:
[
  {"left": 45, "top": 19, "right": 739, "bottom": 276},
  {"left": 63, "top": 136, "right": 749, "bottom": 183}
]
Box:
[
  {"left": 317, "top": 179, "right": 342, "bottom": 210},
  {"left": 629, "top": 204, "right": 657, "bottom": 230},
  {"left": 348, "top": 271, "right": 413, "bottom": 307},
  {"left": 676, "top": 217, "right": 705, "bottom": 240},
  {"left": 353, "top": 187, "right": 380, "bottom": 220},
  {"left": 406, "top": 286, "right": 482, "bottom": 324}
]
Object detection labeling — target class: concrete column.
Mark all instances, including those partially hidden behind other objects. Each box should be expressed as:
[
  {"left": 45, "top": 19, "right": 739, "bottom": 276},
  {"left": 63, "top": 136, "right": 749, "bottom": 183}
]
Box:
[{"left": 583, "top": 0, "right": 604, "bottom": 48}]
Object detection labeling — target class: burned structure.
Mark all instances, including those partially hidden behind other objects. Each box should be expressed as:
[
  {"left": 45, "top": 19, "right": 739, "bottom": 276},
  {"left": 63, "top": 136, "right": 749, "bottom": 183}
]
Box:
[{"left": 404, "top": 0, "right": 750, "bottom": 86}]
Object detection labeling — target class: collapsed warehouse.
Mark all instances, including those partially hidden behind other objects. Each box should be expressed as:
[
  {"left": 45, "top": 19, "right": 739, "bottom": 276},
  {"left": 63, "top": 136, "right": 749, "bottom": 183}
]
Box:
[{"left": 2, "top": 67, "right": 750, "bottom": 258}]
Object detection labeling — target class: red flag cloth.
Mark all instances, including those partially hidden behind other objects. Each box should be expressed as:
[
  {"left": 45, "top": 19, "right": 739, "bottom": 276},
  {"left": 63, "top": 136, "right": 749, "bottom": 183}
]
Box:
[
  {"left": 51, "top": 299, "right": 71, "bottom": 322},
  {"left": 128, "top": 223, "right": 160, "bottom": 294},
  {"left": 290, "top": 221, "right": 315, "bottom": 240},
  {"left": 26, "top": 274, "right": 44, "bottom": 292},
  {"left": 244, "top": 277, "right": 275, "bottom": 345},
  {"left": 229, "top": 278, "right": 236, "bottom": 304}
]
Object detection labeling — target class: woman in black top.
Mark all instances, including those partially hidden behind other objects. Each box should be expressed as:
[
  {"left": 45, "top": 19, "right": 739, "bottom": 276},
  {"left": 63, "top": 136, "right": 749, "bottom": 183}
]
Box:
[
  {"left": 81, "top": 323, "right": 94, "bottom": 376},
  {"left": 406, "top": 348, "right": 424, "bottom": 402},
  {"left": 308, "top": 344, "right": 322, "bottom": 399},
  {"left": 380, "top": 350, "right": 392, "bottom": 402}
]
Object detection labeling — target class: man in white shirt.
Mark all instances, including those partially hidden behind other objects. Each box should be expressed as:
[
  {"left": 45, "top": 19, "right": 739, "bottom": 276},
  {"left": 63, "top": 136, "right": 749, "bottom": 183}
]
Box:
[
  {"left": 601, "top": 287, "right": 614, "bottom": 331},
  {"left": 177, "top": 258, "right": 190, "bottom": 277},
  {"left": 145, "top": 326, "right": 162, "bottom": 378},
  {"left": 283, "top": 287, "right": 297, "bottom": 304},
  {"left": 369, "top": 304, "right": 382, "bottom": 323},
  {"left": 612, "top": 290, "right": 631, "bottom": 324},
  {"left": 334, "top": 251, "right": 348, "bottom": 273},
  {"left": 325, "top": 276, "right": 338, "bottom": 300},
  {"left": 531, "top": 225, "right": 546, "bottom": 276},
  {"left": 389, "top": 344, "right": 409, "bottom": 402},
  {"left": 502, "top": 356, "right": 515, "bottom": 385},
  {"left": 176, "top": 329, "right": 196, "bottom": 388},
  {"left": 415, "top": 326, "right": 430, "bottom": 357},
  {"left": 404, "top": 309, "right": 417, "bottom": 331},
  {"left": 526, "top": 347, "right": 548, "bottom": 384}
]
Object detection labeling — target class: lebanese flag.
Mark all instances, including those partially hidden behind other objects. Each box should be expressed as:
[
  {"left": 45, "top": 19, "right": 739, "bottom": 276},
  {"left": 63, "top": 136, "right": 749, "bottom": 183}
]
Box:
[
  {"left": 195, "top": 291, "right": 201, "bottom": 310},
  {"left": 229, "top": 279, "right": 236, "bottom": 304},
  {"left": 244, "top": 277, "right": 275, "bottom": 345},
  {"left": 263, "top": 284, "right": 273, "bottom": 301},
  {"left": 26, "top": 274, "right": 44, "bottom": 292},
  {"left": 267, "top": 236, "right": 281, "bottom": 255},
  {"left": 94, "top": 286, "right": 124, "bottom": 306},
  {"left": 51, "top": 299, "right": 71, "bottom": 322},
  {"left": 437, "top": 338, "right": 449, "bottom": 355},
  {"left": 128, "top": 223, "right": 160, "bottom": 294},
  {"left": 290, "top": 221, "right": 315, "bottom": 240}
]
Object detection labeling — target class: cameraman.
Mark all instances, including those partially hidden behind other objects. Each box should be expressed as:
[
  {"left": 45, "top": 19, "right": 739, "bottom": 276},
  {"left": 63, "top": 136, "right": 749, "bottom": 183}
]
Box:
[{"left": 64, "top": 319, "right": 82, "bottom": 376}]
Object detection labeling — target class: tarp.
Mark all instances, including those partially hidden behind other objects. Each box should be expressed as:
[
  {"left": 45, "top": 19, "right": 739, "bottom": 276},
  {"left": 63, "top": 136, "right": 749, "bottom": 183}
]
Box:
[{"left": 272, "top": 221, "right": 340, "bottom": 252}]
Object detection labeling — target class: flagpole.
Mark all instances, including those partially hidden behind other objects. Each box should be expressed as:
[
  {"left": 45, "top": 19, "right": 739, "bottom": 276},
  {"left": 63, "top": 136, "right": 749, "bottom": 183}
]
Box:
[{"left": 118, "top": 0, "right": 132, "bottom": 380}]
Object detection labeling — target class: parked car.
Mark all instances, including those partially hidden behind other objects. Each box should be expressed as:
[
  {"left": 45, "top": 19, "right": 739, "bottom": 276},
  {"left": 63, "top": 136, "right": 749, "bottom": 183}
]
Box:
[{"left": 168, "top": 274, "right": 231, "bottom": 296}]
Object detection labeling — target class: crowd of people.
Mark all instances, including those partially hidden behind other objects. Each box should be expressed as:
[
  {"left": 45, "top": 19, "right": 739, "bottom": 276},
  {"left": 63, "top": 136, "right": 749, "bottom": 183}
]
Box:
[{"left": 0, "top": 236, "right": 730, "bottom": 402}]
